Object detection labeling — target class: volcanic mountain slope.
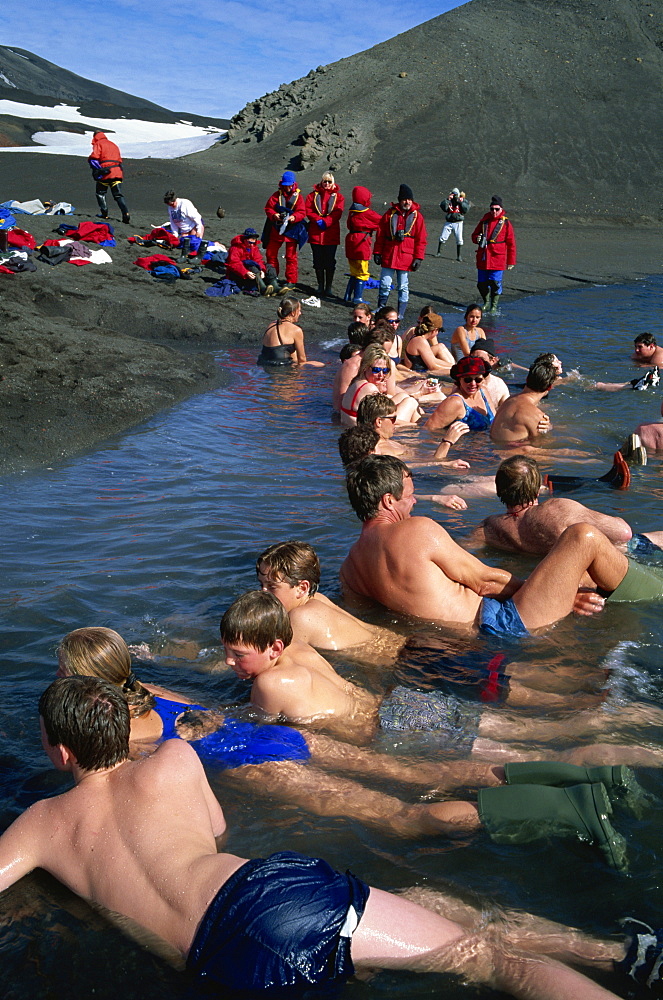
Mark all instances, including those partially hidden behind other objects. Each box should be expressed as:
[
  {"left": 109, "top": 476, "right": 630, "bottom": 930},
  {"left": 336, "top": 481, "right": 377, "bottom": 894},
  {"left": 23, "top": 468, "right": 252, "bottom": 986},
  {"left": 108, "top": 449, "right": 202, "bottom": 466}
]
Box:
[
  {"left": 207, "top": 0, "right": 662, "bottom": 222},
  {"left": 0, "top": 45, "right": 229, "bottom": 146}
]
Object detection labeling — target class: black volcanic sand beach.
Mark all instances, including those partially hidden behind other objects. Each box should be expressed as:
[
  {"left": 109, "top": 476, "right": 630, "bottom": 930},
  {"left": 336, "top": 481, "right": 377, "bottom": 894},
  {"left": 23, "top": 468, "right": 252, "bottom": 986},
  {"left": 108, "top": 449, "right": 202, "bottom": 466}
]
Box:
[{"left": 1, "top": 0, "right": 661, "bottom": 472}]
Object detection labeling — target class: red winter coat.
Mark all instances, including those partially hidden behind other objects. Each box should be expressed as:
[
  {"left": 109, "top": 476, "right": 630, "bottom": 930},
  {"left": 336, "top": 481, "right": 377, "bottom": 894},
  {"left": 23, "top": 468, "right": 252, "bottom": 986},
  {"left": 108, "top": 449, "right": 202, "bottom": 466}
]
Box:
[
  {"left": 264, "top": 187, "right": 306, "bottom": 242},
  {"left": 471, "top": 211, "right": 516, "bottom": 270},
  {"left": 225, "top": 234, "right": 266, "bottom": 280},
  {"left": 89, "top": 132, "right": 123, "bottom": 180},
  {"left": 374, "top": 201, "right": 427, "bottom": 270},
  {"left": 344, "top": 186, "right": 382, "bottom": 262},
  {"left": 305, "top": 184, "right": 344, "bottom": 245}
]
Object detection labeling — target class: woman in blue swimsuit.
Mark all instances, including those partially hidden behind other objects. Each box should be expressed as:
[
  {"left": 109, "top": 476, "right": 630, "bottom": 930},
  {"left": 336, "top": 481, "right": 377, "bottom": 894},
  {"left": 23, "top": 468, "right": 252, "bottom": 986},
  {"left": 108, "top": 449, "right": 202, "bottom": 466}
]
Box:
[{"left": 425, "top": 356, "right": 494, "bottom": 433}]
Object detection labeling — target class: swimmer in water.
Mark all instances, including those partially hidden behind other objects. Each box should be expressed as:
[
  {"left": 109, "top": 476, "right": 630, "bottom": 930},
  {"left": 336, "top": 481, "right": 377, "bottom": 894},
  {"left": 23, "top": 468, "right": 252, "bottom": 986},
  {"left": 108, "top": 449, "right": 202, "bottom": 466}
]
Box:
[
  {"left": 2, "top": 674, "right": 652, "bottom": 999},
  {"left": 258, "top": 296, "right": 324, "bottom": 367}
]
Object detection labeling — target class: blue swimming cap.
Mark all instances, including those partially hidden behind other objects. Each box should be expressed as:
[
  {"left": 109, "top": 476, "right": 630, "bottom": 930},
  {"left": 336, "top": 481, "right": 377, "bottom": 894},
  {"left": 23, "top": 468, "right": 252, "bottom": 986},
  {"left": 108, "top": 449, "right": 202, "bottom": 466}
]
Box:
[{"left": 280, "top": 171, "right": 297, "bottom": 186}]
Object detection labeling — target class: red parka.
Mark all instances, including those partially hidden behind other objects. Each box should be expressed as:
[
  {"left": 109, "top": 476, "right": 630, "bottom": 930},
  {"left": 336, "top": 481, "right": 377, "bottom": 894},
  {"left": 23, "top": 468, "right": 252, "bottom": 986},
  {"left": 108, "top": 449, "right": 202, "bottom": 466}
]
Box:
[
  {"left": 225, "top": 234, "right": 266, "bottom": 281},
  {"left": 374, "top": 201, "right": 427, "bottom": 270},
  {"left": 264, "top": 187, "right": 306, "bottom": 229},
  {"left": 471, "top": 210, "right": 517, "bottom": 270},
  {"left": 305, "top": 184, "right": 344, "bottom": 245},
  {"left": 344, "top": 186, "right": 382, "bottom": 262},
  {"left": 89, "top": 132, "right": 123, "bottom": 180}
]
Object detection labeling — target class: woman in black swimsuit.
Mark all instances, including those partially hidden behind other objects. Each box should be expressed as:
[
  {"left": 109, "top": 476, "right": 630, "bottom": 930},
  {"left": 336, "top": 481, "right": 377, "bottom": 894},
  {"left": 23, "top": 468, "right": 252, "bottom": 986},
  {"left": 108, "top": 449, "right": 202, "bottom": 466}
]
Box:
[{"left": 258, "top": 297, "right": 324, "bottom": 367}]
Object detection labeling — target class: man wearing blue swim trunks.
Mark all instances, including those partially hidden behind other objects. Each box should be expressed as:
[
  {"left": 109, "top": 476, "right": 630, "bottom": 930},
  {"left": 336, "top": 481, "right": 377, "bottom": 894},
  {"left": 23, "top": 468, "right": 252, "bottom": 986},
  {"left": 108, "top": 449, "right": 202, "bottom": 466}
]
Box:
[
  {"left": 0, "top": 675, "right": 645, "bottom": 999},
  {"left": 341, "top": 455, "right": 644, "bottom": 638}
]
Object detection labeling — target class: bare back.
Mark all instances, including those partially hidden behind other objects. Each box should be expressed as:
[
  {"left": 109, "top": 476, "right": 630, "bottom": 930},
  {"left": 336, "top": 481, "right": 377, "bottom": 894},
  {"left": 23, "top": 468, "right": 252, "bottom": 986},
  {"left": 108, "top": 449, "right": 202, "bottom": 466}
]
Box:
[
  {"left": 340, "top": 517, "right": 485, "bottom": 624},
  {"left": 0, "top": 741, "right": 245, "bottom": 956},
  {"left": 250, "top": 638, "right": 379, "bottom": 725},
  {"left": 491, "top": 394, "right": 546, "bottom": 444},
  {"left": 482, "top": 500, "right": 632, "bottom": 555}
]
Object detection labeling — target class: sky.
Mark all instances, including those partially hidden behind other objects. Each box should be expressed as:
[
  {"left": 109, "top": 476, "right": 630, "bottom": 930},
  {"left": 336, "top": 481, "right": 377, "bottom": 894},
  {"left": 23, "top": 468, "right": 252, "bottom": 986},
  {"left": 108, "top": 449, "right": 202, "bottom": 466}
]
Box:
[{"left": 1, "top": 0, "right": 465, "bottom": 120}]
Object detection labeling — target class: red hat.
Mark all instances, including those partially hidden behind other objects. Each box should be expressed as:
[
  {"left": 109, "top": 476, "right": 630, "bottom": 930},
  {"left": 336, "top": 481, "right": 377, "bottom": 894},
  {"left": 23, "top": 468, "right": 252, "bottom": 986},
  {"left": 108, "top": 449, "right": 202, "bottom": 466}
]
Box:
[{"left": 450, "top": 356, "right": 491, "bottom": 382}]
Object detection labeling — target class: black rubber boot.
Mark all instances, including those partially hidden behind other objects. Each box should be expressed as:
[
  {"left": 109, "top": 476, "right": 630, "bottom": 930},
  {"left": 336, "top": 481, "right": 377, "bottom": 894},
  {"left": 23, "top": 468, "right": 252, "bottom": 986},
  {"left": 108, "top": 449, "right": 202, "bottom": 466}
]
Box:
[
  {"left": 115, "top": 193, "right": 130, "bottom": 224},
  {"left": 436, "top": 239, "right": 444, "bottom": 257},
  {"left": 456, "top": 244, "right": 463, "bottom": 262},
  {"left": 314, "top": 266, "right": 325, "bottom": 298},
  {"left": 179, "top": 237, "right": 191, "bottom": 261},
  {"left": 504, "top": 761, "right": 644, "bottom": 814},
  {"left": 477, "top": 781, "right": 628, "bottom": 869},
  {"left": 95, "top": 192, "right": 108, "bottom": 218},
  {"left": 324, "top": 267, "right": 335, "bottom": 299}
]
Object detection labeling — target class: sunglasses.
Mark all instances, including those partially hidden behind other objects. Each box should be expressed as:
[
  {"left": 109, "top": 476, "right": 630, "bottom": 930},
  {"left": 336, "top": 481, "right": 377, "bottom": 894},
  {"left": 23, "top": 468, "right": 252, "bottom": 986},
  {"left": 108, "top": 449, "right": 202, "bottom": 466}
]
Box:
[
  {"left": 386, "top": 318, "right": 400, "bottom": 325},
  {"left": 384, "top": 413, "right": 397, "bottom": 423},
  {"left": 371, "top": 366, "right": 390, "bottom": 376},
  {"left": 461, "top": 376, "right": 484, "bottom": 384}
]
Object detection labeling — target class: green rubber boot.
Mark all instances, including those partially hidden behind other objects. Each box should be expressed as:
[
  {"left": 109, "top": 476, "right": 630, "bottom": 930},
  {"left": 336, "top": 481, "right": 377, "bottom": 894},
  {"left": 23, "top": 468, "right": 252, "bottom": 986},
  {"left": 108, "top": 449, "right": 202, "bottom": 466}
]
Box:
[
  {"left": 488, "top": 292, "right": 501, "bottom": 315},
  {"left": 477, "top": 781, "right": 627, "bottom": 870},
  {"left": 504, "top": 761, "right": 645, "bottom": 815}
]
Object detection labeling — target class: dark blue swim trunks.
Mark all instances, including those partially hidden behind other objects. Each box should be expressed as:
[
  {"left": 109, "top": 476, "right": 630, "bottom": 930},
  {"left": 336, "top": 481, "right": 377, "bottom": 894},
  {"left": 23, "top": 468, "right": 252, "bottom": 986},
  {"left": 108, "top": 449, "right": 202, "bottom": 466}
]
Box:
[
  {"left": 186, "top": 851, "right": 370, "bottom": 990},
  {"left": 396, "top": 645, "right": 511, "bottom": 704},
  {"left": 479, "top": 597, "right": 529, "bottom": 638},
  {"left": 627, "top": 533, "right": 663, "bottom": 560},
  {"left": 378, "top": 686, "right": 481, "bottom": 750}
]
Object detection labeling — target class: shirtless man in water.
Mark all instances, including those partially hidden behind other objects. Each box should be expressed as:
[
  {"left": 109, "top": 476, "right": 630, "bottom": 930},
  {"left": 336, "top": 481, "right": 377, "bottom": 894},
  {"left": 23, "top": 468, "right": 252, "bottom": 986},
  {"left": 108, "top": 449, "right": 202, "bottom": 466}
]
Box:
[
  {"left": 490, "top": 358, "right": 556, "bottom": 445},
  {"left": 0, "top": 674, "right": 642, "bottom": 1000},
  {"left": 339, "top": 455, "right": 652, "bottom": 636}
]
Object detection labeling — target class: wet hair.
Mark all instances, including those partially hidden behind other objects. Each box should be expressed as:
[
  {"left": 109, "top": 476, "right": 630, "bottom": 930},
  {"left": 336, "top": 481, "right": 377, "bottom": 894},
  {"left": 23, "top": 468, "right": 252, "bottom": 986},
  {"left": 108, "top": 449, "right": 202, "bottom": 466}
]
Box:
[
  {"left": 220, "top": 591, "right": 293, "bottom": 651},
  {"left": 526, "top": 359, "right": 558, "bottom": 392},
  {"left": 58, "top": 627, "right": 155, "bottom": 719},
  {"left": 417, "top": 305, "right": 434, "bottom": 320},
  {"left": 347, "top": 321, "right": 370, "bottom": 346},
  {"left": 634, "top": 332, "right": 656, "bottom": 347},
  {"left": 163, "top": 189, "right": 176, "bottom": 204},
  {"left": 39, "top": 676, "right": 130, "bottom": 772},
  {"left": 416, "top": 313, "right": 443, "bottom": 336},
  {"left": 357, "top": 393, "right": 396, "bottom": 426},
  {"left": 357, "top": 344, "right": 390, "bottom": 380},
  {"left": 363, "top": 323, "right": 394, "bottom": 349},
  {"left": 339, "top": 343, "right": 362, "bottom": 362},
  {"left": 346, "top": 454, "right": 411, "bottom": 521},
  {"left": 277, "top": 296, "right": 300, "bottom": 320},
  {"left": 321, "top": 171, "right": 335, "bottom": 184},
  {"left": 495, "top": 455, "right": 541, "bottom": 507},
  {"left": 338, "top": 426, "right": 379, "bottom": 466},
  {"left": 374, "top": 305, "right": 399, "bottom": 324},
  {"left": 465, "top": 303, "right": 483, "bottom": 321},
  {"left": 256, "top": 541, "right": 320, "bottom": 594}
]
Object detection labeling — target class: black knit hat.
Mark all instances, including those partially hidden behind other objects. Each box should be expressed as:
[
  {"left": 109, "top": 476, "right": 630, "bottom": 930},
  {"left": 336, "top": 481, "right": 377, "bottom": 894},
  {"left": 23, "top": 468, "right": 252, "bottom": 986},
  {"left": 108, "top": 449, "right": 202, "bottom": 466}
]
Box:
[
  {"left": 398, "top": 184, "right": 414, "bottom": 202},
  {"left": 490, "top": 194, "right": 503, "bottom": 207}
]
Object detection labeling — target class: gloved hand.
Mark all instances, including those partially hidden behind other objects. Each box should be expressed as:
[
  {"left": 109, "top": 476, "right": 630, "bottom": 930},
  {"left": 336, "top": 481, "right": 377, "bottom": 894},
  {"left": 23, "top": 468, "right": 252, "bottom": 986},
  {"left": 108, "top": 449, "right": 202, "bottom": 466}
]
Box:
[
  {"left": 411, "top": 259, "right": 422, "bottom": 272},
  {"left": 315, "top": 219, "right": 326, "bottom": 229},
  {"left": 373, "top": 253, "right": 382, "bottom": 266}
]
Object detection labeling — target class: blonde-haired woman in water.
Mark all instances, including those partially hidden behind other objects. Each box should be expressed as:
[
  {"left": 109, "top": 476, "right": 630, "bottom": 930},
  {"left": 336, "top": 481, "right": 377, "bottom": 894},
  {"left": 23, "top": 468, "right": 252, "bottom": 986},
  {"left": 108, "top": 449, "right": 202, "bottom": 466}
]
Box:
[
  {"left": 339, "top": 344, "right": 422, "bottom": 426},
  {"left": 258, "top": 296, "right": 324, "bottom": 367}
]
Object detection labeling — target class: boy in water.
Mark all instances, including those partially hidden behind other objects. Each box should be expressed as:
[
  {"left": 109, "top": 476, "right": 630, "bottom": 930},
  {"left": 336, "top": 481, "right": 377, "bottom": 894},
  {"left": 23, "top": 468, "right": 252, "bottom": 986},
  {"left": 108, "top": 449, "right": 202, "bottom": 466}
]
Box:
[{"left": 0, "top": 674, "right": 647, "bottom": 999}]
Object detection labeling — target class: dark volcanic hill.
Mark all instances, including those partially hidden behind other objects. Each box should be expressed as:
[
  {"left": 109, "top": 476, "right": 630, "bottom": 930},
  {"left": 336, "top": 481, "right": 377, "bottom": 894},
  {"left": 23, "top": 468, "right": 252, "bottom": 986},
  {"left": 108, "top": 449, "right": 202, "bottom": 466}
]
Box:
[
  {"left": 0, "top": 45, "right": 229, "bottom": 146},
  {"left": 206, "top": 0, "right": 662, "bottom": 223}
]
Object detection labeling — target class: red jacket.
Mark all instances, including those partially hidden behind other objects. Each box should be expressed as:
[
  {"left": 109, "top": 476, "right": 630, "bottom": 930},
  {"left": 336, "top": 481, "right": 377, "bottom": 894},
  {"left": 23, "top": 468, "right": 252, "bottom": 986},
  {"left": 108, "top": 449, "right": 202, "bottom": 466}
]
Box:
[
  {"left": 471, "top": 211, "right": 516, "bottom": 270},
  {"left": 264, "top": 187, "right": 306, "bottom": 242},
  {"left": 89, "top": 132, "right": 123, "bottom": 180},
  {"left": 344, "top": 186, "right": 382, "bottom": 261},
  {"left": 225, "top": 234, "right": 266, "bottom": 280},
  {"left": 305, "top": 184, "right": 344, "bottom": 245},
  {"left": 374, "top": 201, "right": 427, "bottom": 270}
]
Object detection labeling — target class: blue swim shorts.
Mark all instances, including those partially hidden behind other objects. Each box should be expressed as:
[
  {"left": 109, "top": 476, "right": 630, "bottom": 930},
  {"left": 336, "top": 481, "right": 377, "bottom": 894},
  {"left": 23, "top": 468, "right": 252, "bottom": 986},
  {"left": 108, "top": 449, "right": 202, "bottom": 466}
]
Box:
[
  {"left": 378, "top": 685, "right": 481, "bottom": 750},
  {"left": 627, "top": 533, "right": 663, "bottom": 560},
  {"left": 477, "top": 268, "right": 504, "bottom": 292},
  {"left": 186, "top": 851, "right": 370, "bottom": 990},
  {"left": 479, "top": 597, "right": 529, "bottom": 638},
  {"left": 396, "top": 645, "right": 511, "bottom": 704}
]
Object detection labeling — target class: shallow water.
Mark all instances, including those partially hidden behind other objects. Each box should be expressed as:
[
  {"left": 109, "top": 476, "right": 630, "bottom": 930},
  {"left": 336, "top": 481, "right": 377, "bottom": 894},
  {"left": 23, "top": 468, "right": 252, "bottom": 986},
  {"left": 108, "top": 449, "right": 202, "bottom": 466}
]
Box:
[{"left": 1, "top": 276, "right": 663, "bottom": 998}]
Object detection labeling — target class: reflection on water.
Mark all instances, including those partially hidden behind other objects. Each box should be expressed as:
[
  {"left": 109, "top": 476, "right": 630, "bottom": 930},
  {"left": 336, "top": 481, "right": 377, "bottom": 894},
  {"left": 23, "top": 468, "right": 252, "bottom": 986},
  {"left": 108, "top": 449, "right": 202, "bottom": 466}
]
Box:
[{"left": 1, "top": 277, "right": 663, "bottom": 998}]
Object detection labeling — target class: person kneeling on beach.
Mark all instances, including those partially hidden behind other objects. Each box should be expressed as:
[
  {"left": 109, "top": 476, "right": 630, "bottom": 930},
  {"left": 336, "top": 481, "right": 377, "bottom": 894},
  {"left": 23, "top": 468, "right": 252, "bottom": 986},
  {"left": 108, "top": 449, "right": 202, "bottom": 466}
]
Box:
[
  {"left": 225, "top": 228, "right": 269, "bottom": 295},
  {"left": 2, "top": 674, "right": 654, "bottom": 998}
]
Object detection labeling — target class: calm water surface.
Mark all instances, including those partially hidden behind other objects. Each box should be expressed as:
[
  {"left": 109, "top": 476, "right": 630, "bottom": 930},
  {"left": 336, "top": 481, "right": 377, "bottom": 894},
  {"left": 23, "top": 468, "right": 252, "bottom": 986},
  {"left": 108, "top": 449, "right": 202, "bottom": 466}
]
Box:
[{"left": 1, "top": 276, "right": 663, "bottom": 998}]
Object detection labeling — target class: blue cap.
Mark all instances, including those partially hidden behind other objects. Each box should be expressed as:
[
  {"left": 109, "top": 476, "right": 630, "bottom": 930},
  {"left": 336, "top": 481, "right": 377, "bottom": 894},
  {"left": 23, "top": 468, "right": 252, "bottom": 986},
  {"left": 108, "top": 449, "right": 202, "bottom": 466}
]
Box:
[
  {"left": 280, "top": 170, "right": 296, "bottom": 186},
  {"left": 243, "top": 227, "right": 259, "bottom": 238}
]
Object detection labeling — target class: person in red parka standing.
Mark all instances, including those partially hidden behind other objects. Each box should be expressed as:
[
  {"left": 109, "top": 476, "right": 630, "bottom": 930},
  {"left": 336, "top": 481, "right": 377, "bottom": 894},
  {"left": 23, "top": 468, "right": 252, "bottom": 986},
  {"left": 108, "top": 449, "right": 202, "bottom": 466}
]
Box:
[
  {"left": 225, "top": 228, "right": 269, "bottom": 295},
  {"left": 305, "top": 171, "right": 344, "bottom": 299},
  {"left": 263, "top": 171, "right": 307, "bottom": 287},
  {"left": 471, "top": 195, "right": 517, "bottom": 315},
  {"left": 88, "top": 131, "right": 130, "bottom": 224},
  {"left": 344, "top": 185, "right": 382, "bottom": 307},
  {"left": 374, "top": 184, "right": 427, "bottom": 321}
]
